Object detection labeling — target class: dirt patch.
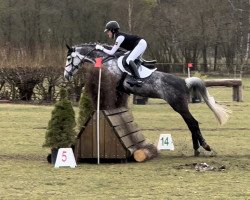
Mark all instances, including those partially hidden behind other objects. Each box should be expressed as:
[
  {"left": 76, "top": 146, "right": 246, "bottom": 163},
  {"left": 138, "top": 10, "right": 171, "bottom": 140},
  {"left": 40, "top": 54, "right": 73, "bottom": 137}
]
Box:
[
  {"left": 0, "top": 154, "right": 45, "bottom": 161},
  {"left": 174, "top": 162, "right": 227, "bottom": 172}
]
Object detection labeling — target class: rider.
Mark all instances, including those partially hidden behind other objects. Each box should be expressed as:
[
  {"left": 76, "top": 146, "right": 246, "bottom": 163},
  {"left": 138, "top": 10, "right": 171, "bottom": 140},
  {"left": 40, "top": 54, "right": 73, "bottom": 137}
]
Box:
[{"left": 95, "top": 20, "right": 147, "bottom": 86}]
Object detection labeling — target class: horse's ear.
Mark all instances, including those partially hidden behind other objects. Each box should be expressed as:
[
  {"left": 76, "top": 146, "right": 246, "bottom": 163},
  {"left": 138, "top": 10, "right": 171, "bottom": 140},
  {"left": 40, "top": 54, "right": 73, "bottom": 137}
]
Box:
[{"left": 66, "top": 44, "right": 71, "bottom": 50}]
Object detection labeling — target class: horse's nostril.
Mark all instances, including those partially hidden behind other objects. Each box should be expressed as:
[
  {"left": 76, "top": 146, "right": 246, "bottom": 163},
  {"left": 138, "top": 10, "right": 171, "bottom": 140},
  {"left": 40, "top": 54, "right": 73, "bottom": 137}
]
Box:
[
  {"left": 68, "top": 71, "right": 73, "bottom": 76},
  {"left": 64, "top": 73, "right": 72, "bottom": 81}
]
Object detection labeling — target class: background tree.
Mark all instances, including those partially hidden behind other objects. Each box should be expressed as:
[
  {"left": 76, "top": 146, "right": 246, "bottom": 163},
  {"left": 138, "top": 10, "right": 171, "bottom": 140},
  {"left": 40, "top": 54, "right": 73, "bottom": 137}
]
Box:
[
  {"left": 77, "top": 89, "right": 93, "bottom": 130},
  {"left": 0, "top": 0, "right": 249, "bottom": 102},
  {"left": 43, "top": 87, "right": 76, "bottom": 148}
]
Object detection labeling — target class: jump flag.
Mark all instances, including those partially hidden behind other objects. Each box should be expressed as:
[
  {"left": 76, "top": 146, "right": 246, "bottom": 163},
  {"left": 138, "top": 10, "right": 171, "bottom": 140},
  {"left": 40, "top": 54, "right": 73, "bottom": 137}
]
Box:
[
  {"left": 188, "top": 62, "right": 193, "bottom": 68},
  {"left": 54, "top": 148, "right": 77, "bottom": 168},
  {"left": 157, "top": 133, "right": 174, "bottom": 151},
  {"left": 187, "top": 62, "right": 193, "bottom": 78},
  {"left": 95, "top": 57, "right": 103, "bottom": 68}
]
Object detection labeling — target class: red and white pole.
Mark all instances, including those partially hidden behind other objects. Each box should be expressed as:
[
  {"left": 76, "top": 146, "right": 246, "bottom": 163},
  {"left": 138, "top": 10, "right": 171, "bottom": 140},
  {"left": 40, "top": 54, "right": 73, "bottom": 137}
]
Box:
[
  {"left": 95, "top": 57, "right": 103, "bottom": 165},
  {"left": 187, "top": 62, "right": 193, "bottom": 78}
]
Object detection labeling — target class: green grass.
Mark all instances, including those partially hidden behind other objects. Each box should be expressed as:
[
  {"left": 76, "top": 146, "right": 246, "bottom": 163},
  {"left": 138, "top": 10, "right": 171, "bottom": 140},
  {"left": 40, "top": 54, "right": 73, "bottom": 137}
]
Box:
[{"left": 0, "top": 78, "right": 250, "bottom": 200}]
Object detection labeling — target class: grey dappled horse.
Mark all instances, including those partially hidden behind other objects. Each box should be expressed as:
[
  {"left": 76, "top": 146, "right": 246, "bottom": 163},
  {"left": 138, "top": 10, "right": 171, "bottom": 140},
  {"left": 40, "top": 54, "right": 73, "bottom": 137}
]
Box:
[{"left": 64, "top": 43, "right": 230, "bottom": 156}]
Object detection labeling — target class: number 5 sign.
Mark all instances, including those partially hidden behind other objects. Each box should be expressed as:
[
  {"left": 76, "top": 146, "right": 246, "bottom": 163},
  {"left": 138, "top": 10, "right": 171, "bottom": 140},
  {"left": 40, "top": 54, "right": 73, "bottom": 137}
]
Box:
[
  {"left": 157, "top": 134, "right": 174, "bottom": 151},
  {"left": 54, "top": 148, "right": 77, "bottom": 168}
]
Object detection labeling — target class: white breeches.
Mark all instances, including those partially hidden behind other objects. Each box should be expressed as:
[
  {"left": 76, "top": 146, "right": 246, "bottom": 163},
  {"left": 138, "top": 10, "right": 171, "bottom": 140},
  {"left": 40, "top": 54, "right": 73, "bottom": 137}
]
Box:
[{"left": 126, "top": 39, "right": 147, "bottom": 65}]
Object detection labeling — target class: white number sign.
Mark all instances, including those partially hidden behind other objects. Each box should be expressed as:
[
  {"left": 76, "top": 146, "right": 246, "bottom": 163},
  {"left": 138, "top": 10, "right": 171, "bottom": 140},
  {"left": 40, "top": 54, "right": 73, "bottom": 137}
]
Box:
[
  {"left": 157, "top": 134, "right": 174, "bottom": 151},
  {"left": 54, "top": 148, "right": 77, "bottom": 168}
]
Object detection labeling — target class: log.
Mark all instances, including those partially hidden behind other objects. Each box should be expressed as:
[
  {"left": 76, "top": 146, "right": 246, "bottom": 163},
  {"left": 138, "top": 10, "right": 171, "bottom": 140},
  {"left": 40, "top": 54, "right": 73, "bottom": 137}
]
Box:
[
  {"left": 204, "top": 79, "right": 243, "bottom": 102},
  {"left": 204, "top": 79, "right": 242, "bottom": 87},
  {"left": 133, "top": 143, "right": 158, "bottom": 162},
  {"left": 134, "top": 149, "right": 152, "bottom": 162}
]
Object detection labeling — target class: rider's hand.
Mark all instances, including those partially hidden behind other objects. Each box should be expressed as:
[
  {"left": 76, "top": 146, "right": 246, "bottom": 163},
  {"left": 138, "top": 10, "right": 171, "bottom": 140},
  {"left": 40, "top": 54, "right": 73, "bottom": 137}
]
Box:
[{"left": 95, "top": 44, "right": 104, "bottom": 51}]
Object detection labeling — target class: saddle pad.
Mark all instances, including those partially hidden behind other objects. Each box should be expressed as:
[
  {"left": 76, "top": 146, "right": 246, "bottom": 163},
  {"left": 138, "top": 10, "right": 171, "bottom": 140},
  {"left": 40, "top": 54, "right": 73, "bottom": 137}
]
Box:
[{"left": 117, "top": 56, "right": 157, "bottom": 78}]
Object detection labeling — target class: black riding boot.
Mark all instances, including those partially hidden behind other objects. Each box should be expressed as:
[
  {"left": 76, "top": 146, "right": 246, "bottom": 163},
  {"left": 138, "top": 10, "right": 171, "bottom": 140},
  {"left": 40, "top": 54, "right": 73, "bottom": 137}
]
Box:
[{"left": 127, "top": 60, "right": 143, "bottom": 87}]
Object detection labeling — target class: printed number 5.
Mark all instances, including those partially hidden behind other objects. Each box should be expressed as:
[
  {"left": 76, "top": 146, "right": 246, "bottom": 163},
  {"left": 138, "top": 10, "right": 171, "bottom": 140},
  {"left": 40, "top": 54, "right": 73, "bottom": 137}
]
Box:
[{"left": 62, "top": 151, "right": 67, "bottom": 162}]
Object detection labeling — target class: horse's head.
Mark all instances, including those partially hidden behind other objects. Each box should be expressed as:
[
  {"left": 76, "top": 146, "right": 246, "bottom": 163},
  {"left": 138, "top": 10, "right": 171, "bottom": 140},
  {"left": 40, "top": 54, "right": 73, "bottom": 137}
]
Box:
[
  {"left": 64, "top": 43, "right": 125, "bottom": 81},
  {"left": 64, "top": 44, "right": 96, "bottom": 81}
]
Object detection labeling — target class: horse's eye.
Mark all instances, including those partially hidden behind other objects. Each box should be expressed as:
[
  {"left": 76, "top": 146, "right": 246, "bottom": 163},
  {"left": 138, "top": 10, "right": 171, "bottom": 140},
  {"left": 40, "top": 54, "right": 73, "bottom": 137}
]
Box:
[{"left": 67, "top": 57, "right": 71, "bottom": 61}]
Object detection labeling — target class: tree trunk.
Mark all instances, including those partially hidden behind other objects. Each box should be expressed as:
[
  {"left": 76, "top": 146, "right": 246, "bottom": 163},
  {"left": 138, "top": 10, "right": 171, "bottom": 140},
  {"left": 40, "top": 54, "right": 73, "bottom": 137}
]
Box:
[
  {"left": 202, "top": 45, "right": 208, "bottom": 72},
  {"left": 214, "top": 44, "right": 218, "bottom": 71}
]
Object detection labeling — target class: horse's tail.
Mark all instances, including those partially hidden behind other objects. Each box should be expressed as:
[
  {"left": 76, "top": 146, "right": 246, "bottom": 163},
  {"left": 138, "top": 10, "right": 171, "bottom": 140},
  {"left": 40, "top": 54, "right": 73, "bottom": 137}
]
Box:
[{"left": 185, "top": 77, "right": 231, "bottom": 125}]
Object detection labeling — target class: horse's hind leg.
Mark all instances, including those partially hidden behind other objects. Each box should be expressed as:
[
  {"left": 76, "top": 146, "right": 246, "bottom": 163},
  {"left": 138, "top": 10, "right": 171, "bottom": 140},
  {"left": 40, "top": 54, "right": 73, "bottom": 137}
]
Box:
[
  {"left": 181, "top": 111, "right": 211, "bottom": 153},
  {"left": 168, "top": 100, "right": 211, "bottom": 156}
]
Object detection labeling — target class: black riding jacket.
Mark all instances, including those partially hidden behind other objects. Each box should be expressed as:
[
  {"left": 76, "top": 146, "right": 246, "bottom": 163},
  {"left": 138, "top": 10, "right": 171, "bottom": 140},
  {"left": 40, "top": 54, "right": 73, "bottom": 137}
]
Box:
[{"left": 115, "top": 32, "right": 142, "bottom": 51}]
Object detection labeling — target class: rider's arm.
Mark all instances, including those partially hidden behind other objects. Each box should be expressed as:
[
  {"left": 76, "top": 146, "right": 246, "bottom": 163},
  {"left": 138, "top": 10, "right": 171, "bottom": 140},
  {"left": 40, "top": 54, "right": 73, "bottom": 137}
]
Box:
[{"left": 103, "top": 35, "right": 125, "bottom": 55}]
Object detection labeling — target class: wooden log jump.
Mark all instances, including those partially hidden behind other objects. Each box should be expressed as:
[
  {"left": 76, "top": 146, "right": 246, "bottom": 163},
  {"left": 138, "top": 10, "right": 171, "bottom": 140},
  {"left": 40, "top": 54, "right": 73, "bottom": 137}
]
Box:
[
  {"left": 74, "top": 107, "right": 158, "bottom": 162},
  {"left": 204, "top": 79, "right": 243, "bottom": 102}
]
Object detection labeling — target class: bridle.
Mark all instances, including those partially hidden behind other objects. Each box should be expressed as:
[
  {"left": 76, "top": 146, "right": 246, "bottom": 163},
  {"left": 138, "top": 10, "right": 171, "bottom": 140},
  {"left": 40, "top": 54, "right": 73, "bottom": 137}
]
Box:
[{"left": 65, "top": 48, "right": 95, "bottom": 77}]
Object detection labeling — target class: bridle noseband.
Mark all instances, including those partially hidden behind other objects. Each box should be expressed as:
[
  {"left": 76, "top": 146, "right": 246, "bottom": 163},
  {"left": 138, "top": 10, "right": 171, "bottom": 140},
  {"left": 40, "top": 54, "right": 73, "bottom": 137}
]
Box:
[{"left": 65, "top": 48, "right": 95, "bottom": 76}]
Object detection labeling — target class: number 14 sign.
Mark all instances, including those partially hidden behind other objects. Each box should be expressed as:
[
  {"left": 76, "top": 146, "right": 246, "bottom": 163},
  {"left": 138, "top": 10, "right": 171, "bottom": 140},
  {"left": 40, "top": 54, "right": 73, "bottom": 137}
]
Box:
[{"left": 157, "top": 134, "right": 174, "bottom": 151}]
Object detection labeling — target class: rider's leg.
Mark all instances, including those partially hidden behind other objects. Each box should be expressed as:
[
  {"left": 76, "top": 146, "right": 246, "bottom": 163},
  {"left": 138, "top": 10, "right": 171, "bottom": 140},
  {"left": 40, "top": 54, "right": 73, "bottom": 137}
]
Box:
[
  {"left": 128, "top": 60, "right": 140, "bottom": 78},
  {"left": 116, "top": 72, "right": 128, "bottom": 92},
  {"left": 126, "top": 39, "right": 147, "bottom": 78}
]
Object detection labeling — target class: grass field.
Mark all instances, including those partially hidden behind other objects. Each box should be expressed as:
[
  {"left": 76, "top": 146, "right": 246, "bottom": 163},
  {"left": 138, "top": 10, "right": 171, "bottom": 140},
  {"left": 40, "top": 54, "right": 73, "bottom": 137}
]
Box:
[{"left": 0, "top": 78, "right": 249, "bottom": 200}]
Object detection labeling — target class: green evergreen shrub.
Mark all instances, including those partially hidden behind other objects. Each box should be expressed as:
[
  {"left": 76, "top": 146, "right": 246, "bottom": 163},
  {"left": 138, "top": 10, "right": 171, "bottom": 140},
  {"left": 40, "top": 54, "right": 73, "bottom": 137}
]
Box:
[
  {"left": 43, "top": 87, "right": 76, "bottom": 148},
  {"left": 77, "top": 89, "right": 93, "bottom": 130}
]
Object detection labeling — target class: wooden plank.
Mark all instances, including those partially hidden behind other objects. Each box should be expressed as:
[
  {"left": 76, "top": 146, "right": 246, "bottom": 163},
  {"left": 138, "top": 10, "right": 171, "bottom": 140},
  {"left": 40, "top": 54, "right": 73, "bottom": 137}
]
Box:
[
  {"left": 116, "top": 138, "right": 127, "bottom": 158},
  {"left": 80, "top": 117, "right": 93, "bottom": 158},
  {"left": 103, "top": 107, "right": 128, "bottom": 116},
  {"left": 92, "top": 112, "right": 106, "bottom": 158},
  {"left": 98, "top": 112, "right": 105, "bottom": 158},
  {"left": 120, "top": 131, "right": 145, "bottom": 148},
  {"left": 107, "top": 112, "right": 134, "bottom": 126},
  {"left": 103, "top": 123, "right": 116, "bottom": 158},
  {"left": 74, "top": 138, "right": 80, "bottom": 162},
  {"left": 114, "top": 122, "right": 140, "bottom": 138},
  {"left": 92, "top": 112, "right": 97, "bottom": 157}
]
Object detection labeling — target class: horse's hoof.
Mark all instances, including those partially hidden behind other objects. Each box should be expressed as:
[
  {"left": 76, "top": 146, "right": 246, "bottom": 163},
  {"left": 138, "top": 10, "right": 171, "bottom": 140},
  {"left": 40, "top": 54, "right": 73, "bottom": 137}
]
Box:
[
  {"left": 202, "top": 143, "right": 211, "bottom": 151},
  {"left": 194, "top": 150, "right": 200, "bottom": 157}
]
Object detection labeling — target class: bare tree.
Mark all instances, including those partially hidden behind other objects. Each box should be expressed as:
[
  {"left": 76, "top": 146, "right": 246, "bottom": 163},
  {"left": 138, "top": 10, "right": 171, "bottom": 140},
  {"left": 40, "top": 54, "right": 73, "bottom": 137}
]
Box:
[{"left": 227, "top": 0, "right": 250, "bottom": 77}]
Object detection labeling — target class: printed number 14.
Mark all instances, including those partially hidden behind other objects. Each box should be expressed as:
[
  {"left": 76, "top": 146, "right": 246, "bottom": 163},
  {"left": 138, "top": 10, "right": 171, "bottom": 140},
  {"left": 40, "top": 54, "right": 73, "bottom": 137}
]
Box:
[{"left": 161, "top": 137, "right": 169, "bottom": 146}]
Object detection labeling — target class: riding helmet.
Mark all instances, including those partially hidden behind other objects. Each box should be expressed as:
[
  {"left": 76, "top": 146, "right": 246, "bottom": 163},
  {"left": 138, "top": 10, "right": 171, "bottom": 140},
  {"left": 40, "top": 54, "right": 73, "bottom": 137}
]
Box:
[{"left": 104, "top": 21, "right": 120, "bottom": 32}]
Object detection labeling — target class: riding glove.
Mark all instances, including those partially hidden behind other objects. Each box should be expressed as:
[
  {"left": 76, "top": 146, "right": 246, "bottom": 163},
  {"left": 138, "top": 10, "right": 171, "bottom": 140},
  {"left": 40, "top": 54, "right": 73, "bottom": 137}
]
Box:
[{"left": 95, "top": 44, "right": 104, "bottom": 51}]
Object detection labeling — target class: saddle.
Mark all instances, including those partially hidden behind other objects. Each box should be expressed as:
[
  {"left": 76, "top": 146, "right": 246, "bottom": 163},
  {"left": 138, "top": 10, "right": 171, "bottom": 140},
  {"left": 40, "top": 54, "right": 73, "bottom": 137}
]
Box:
[
  {"left": 102, "top": 52, "right": 157, "bottom": 88},
  {"left": 122, "top": 54, "right": 157, "bottom": 70},
  {"left": 118, "top": 54, "right": 157, "bottom": 79}
]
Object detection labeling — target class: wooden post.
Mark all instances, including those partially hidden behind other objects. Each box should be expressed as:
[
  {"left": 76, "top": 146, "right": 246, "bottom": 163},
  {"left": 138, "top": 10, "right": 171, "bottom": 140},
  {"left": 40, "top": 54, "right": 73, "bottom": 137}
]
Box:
[
  {"left": 133, "top": 95, "right": 148, "bottom": 105},
  {"left": 204, "top": 79, "right": 243, "bottom": 102},
  {"left": 233, "top": 85, "right": 243, "bottom": 102}
]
